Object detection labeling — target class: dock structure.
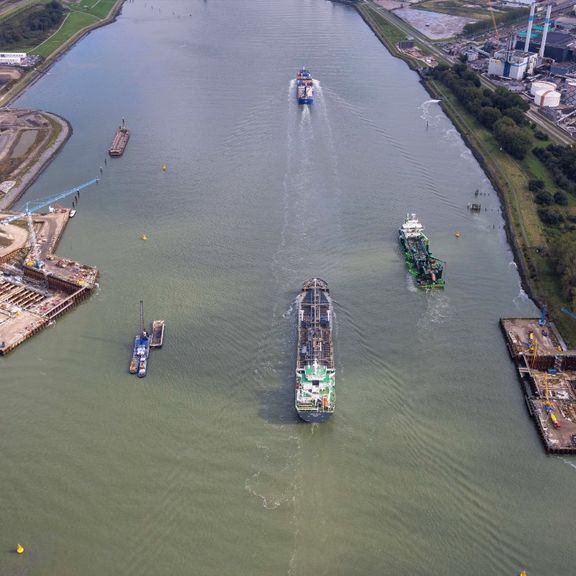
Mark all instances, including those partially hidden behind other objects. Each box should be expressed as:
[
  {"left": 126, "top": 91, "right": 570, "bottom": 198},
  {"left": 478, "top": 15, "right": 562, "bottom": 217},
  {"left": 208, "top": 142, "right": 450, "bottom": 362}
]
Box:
[
  {"left": 108, "top": 126, "right": 130, "bottom": 157},
  {"left": 501, "top": 318, "right": 576, "bottom": 454},
  {"left": 0, "top": 209, "right": 98, "bottom": 355}
]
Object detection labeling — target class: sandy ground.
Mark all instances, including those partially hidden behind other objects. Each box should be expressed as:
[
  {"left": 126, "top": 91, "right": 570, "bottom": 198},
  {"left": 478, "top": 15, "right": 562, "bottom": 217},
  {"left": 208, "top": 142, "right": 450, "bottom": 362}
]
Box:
[
  {"left": 0, "top": 111, "right": 70, "bottom": 210},
  {"left": 375, "top": 0, "right": 419, "bottom": 11},
  {"left": 0, "top": 67, "right": 21, "bottom": 81},
  {"left": 394, "top": 8, "right": 475, "bottom": 39}
]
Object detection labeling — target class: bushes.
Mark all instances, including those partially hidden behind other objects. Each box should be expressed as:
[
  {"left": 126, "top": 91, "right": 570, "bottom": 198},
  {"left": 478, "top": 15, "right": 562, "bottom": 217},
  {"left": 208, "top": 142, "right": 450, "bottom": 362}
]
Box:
[
  {"left": 0, "top": 1, "right": 65, "bottom": 49},
  {"left": 528, "top": 179, "right": 545, "bottom": 192},
  {"left": 534, "top": 145, "right": 576, "bottom": 194},
  {"left": 535, "top": 191, "right": 553, "bottom": 206},
  {"left": 429, "top": 65, "right": 532, "bottom": 159},
  {"left": 538, "top": 207, "right": 564, "bottom": 225}
]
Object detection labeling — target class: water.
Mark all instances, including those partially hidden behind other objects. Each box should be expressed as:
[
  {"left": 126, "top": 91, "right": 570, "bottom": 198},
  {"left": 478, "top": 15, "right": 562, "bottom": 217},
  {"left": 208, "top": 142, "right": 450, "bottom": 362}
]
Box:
[{"left": 1, "top": 0, "right": 574, "bottom": 574}]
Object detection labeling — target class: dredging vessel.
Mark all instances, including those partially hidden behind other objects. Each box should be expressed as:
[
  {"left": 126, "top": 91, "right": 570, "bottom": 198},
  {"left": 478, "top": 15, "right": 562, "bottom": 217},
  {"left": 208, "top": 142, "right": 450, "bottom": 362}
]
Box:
[
  {"left": 399, "top": 213, "right": 445, "bottom": 289},
  {"left": 296, "top": 67, "right": 314, "bottom": 105},
  {"left": 129, "top": 300, "right": 150, "bottom": 377},
  {"left": 295, "top": 278, "right": 335, "bottom": 422}
]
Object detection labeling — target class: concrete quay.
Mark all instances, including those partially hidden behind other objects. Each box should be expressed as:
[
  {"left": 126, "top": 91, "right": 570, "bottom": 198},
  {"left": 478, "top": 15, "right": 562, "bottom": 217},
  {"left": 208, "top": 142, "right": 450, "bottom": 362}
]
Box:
[
  {"left": 501, "top": 318, "right": 576, "bottom": 454},
  {"left": 0, "top": 208, "right": 97, "bottom": 355}
]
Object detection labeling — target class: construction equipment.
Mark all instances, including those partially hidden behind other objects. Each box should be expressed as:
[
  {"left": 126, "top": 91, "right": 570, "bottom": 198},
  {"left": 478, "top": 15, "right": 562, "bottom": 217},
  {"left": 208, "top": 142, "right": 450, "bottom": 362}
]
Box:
[
  {"left": 539, "top": 304, "right": 547, "bottom": 327},
  {"left": 0, "top": 178, "right": 98, "bottom": 269}
]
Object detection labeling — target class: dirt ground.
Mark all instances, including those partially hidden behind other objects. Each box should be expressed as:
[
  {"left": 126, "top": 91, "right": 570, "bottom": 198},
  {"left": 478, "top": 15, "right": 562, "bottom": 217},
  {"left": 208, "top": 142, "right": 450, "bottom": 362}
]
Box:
[
  {"left": 374, "top": 0, "right": 420, "bottom": 11},
  {"left": 0, "top": 67, "right": 21, "bottom": 82},
  {"left": 394, "top": 7, "right": 476, "bottom": 39}
]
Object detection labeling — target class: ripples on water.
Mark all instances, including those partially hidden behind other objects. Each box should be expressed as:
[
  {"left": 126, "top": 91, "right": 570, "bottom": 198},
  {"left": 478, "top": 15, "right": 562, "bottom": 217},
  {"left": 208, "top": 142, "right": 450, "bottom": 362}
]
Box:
[{"left": 2, "top": 0, "right": 573, "bottom": 574}]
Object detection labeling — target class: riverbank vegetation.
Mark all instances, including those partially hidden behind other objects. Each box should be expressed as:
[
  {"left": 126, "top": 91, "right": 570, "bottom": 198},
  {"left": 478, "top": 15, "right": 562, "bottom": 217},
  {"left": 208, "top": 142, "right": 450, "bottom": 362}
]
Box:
[
  {"left": 0, "top": 0, "right": 121, "bottom": 103},
  {"left": 425, "top": 63, "right": 576, "bottom": 341},
  {"left": 0, "top": 0, "right": 64, "bottom": 50},
  {"left": 357, "top": 2, "right": 576, "bottom": 343}
]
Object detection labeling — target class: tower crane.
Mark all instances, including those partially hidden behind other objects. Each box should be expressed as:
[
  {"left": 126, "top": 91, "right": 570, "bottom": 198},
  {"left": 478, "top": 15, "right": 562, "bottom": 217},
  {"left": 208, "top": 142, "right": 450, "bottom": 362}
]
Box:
[{"left": 0, "top": 178, "right": 98, "bottom": 269}]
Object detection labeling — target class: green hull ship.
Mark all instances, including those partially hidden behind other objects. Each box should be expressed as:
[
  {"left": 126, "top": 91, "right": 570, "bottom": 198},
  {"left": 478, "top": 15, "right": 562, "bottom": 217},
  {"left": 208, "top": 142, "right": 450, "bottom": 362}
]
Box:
[{"left": 399, "top": 214, "right": 445, "bottom": 289}]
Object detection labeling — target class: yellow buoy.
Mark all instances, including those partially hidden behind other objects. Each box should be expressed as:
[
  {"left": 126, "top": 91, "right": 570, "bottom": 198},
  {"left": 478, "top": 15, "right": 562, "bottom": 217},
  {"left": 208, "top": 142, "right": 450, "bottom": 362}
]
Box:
[
  {"left": 454, "top": 231, "right": 461, "bottom": 238},
  {"left": 16, "top": 544, "right": 24, "bottom": 554},
  {"left": 519, "top": 571, "right": 527, "bottom": 576},
  {"left": 162, "top": 164, "right": 167, "bottom": 172},
  {"left": 141, "top": 234, "right": 148, "bottom": 241}
]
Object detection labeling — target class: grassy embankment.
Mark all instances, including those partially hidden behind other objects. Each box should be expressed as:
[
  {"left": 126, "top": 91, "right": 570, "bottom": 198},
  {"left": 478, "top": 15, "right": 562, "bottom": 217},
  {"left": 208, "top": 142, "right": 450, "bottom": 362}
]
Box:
[
  {"left": 0, "top": 0, "right": 122, "bottom": 104},
  {"left": 357, "top": 3, "right": 432, "bottom": 69},
  {"left": 412, "top": 0, "right": 493, "bottom": 21},
  {"left": 357, "top": 2, "right": 576, "bottom": 344}
]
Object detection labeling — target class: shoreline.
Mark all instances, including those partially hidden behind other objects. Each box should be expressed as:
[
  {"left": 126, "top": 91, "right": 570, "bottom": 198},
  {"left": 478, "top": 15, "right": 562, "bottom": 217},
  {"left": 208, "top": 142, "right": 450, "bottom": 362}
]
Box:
[
  {"left": 0, "top": 0, "right": 125, "bottom": 211},
  {"left": 0, "top": 111, "right": 72, "bottom": 211},
  {"left": 355, "top": 3, "right": 542, "bottom": 315}
]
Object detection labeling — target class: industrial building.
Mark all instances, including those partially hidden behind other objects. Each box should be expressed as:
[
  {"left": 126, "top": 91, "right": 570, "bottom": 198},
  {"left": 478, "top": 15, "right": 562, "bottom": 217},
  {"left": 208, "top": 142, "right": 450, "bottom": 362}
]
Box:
[
  {"left": 516, "top": 3, "right": 576, "bottom": 62},
  {"left": 0, "top": 52, "right": 27, "bottom": 66},
  {"left": 488, "top": 49, "right": 538, "bottom": 80}
]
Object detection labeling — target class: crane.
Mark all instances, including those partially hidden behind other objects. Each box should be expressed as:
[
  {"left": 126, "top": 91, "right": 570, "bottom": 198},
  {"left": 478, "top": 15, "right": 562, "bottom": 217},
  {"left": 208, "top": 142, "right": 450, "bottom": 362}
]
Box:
[{"left": 0, "top": 178, "right": 98, "bottom": 269}]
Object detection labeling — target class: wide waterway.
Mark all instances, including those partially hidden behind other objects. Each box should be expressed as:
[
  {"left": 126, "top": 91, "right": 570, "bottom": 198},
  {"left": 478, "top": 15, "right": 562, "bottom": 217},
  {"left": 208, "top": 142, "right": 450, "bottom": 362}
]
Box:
[{"left": 2, "top": 0, "right": 575, "bottom": 574}]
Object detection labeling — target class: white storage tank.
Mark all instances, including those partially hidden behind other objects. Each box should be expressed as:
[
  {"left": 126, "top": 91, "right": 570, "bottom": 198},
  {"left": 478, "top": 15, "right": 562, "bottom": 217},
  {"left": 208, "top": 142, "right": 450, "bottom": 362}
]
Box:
[
  {"left": 530, "top": 80, "right": 556, "bottom": 96},
  {"left": 534, "top": 88, "right": 561, "bottom": 107}
]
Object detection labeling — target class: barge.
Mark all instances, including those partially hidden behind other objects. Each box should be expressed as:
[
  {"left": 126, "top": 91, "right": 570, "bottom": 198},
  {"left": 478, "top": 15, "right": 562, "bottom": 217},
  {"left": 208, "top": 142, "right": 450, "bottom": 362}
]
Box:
[
  {"left": 108, "top": 126, "right": 130, "bottom": 157},
  {"left": 399, "top": 213, "right": 445, "bottom": 289},
  {"left": 150, "top": 319, "right": 165, "bottom": 348},
  {"left": 501, "top": 317, "right": 576, "bottom": 454},
  {"left": 295, "top": 278, "right": 335, "bottom": 422},
  {"left": 129, "top": 300, "right": 150, "bottom": 377}
]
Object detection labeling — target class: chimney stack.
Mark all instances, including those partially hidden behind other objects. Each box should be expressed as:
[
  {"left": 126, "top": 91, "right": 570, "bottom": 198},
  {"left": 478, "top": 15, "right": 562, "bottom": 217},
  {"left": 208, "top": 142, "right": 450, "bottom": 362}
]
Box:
[
  {"left": 524, "top": 2, "right": 536, "bottom": 52},
  {"left": 539, "top": 4, "right": 552, "bottom": 59}
]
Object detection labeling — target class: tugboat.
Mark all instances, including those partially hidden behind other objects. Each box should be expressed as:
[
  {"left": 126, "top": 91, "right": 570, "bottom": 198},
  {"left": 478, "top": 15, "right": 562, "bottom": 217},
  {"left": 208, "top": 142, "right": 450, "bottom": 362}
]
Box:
[
  {"left": 296, "top": 67, "right": 314, "bottom": 105},
  {"left": 295, "top": 278, "right": 335, "bottom": 422},
  {"left": 399, "top": 213, "right": 445, "bottom": 289}
]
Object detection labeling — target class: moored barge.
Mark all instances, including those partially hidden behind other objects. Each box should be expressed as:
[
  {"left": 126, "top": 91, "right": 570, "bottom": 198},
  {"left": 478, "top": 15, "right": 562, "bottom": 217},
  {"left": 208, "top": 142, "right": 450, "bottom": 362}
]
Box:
[
  {"left": 150, "top": 319, "right": 165, "bottom": 348},
  {"left": 109, "top": 126, "right": 130, "bottom": 157},
  {"left": 295, "top": 278, "right": 335, "bottom": 422}
]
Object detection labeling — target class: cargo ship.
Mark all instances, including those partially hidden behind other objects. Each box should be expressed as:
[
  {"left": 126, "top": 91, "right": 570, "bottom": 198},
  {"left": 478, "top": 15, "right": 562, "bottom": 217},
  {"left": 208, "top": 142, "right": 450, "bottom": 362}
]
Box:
[
  {"left": 295, "top": 278, "right": 335, "bottom": 422},
  {"left": 399, "top": 213, "right": 445, "bottom": 289},
  {"left": 296, "top": 67, "right": 314, "bottom": 105}
]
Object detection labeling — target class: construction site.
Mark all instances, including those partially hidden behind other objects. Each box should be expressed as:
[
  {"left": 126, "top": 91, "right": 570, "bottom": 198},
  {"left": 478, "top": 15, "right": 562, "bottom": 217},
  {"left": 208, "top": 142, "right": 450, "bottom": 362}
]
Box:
[
  {"left": 0, "top": 179, "right": 99, "bottom": 355},
  {"left": 501, "top": 315, "right": 576, "bottom": 453}
]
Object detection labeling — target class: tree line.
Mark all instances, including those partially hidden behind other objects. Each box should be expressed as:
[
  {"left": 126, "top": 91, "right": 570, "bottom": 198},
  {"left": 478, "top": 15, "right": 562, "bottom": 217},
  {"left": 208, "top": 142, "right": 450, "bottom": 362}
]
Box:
[
  {"left": 429, "top": 63, "right": 532, "bottom": 159},
  {"left": 0, "top": 1, "right": 65, "bottom": 49}
]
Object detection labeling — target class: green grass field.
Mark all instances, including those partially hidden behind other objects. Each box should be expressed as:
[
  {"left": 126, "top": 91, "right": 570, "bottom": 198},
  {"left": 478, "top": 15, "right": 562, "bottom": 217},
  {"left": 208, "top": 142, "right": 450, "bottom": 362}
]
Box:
[
  {"left": 31, "top": 10, "right": 99, "bottom": 57},
  {"left": 69, "top": 0, "right": 118, "bottom": 21},
  {"left": 414, "top": 0, "right": 492, "bottom": 21}
]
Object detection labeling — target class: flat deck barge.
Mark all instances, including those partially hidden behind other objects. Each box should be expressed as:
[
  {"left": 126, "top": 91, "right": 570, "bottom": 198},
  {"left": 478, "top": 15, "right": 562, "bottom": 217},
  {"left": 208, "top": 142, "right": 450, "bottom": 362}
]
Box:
[
  {"left": 150, "top": 319, "right": 165, "bottom": 348},
  {"left": 108, "top": 126, "right": 130, "bottom": 157},
  {"left": 501, "top": 317, "right": 576, "bottom": 454}
]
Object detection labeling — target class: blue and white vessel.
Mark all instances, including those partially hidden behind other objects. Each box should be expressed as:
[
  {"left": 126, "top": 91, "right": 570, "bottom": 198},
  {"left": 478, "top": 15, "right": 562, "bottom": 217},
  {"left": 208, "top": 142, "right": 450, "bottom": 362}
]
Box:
[{"left": 296, "top": 67, "right": 314, "bottom": 105}]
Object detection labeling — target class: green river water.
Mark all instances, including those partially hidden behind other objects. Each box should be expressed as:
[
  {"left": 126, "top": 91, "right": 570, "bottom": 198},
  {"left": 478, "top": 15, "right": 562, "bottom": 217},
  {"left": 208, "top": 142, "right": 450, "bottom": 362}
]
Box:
[{"left": 2, "top": 0, "right": 575, "bottom": 574}]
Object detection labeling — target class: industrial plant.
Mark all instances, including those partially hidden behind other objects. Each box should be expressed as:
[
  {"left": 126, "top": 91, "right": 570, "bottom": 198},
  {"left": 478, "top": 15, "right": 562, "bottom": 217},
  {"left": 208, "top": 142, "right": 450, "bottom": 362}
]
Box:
[{"left": 442, "top": 1, "right": 576, "bottom": 136}]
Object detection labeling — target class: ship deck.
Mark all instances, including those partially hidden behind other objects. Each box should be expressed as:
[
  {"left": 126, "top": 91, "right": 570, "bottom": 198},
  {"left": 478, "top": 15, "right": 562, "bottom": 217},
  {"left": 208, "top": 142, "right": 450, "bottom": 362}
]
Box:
[{"left": 296, "top": 279, "right": 334, "bottom": 371}]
